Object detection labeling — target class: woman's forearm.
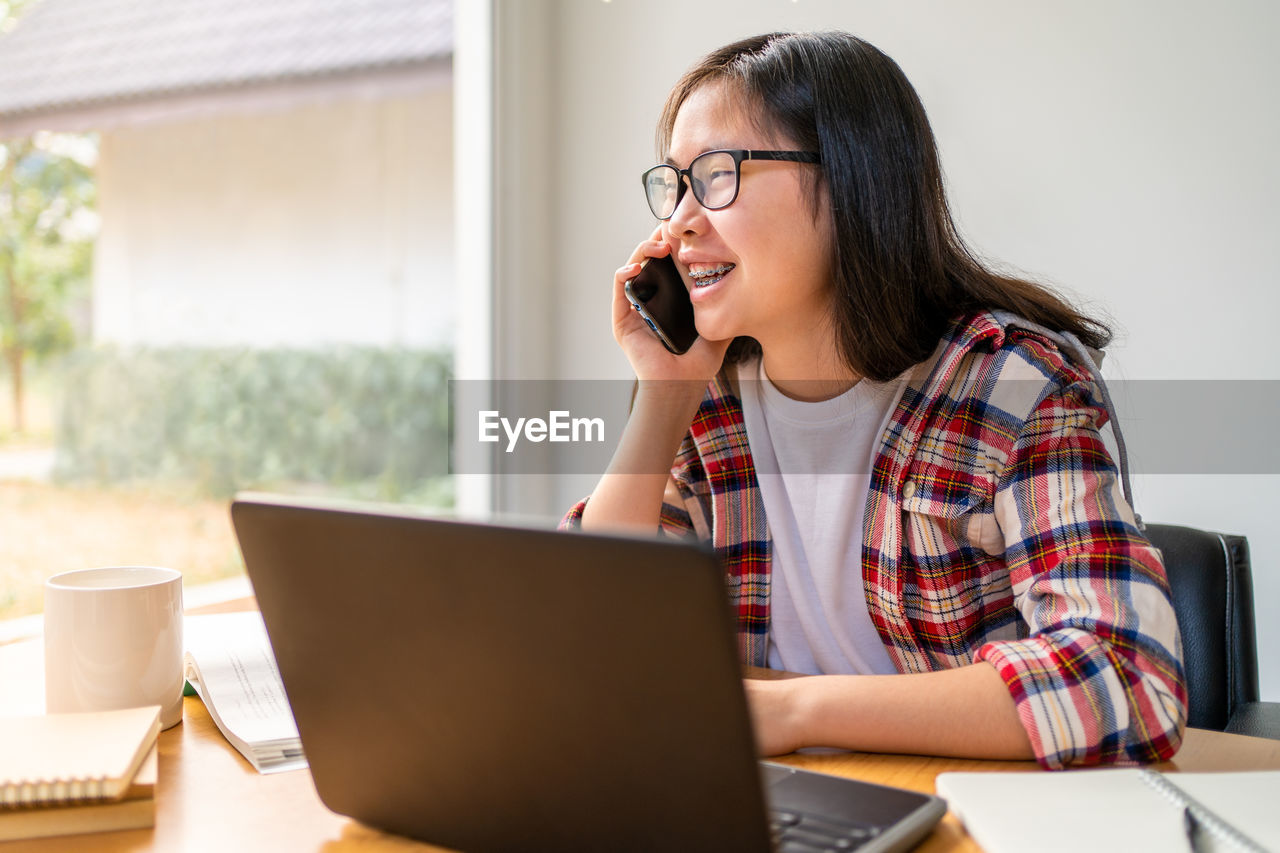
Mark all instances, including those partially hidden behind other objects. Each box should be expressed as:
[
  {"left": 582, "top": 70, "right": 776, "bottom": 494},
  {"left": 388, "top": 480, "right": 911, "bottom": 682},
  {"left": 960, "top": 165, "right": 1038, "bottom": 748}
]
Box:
[
  {"left": 579, "top": 381, "right": 706, "bottom": 533},
  {"left": 746, "top": 662, "right": 1034, "bottom": 760}
]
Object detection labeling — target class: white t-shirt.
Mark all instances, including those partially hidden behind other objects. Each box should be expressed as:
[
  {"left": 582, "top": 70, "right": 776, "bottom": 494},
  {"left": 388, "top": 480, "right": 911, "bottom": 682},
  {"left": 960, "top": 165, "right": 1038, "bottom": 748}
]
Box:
[{"left": 737, "top": 358, "right": 908, "bottom": 675}]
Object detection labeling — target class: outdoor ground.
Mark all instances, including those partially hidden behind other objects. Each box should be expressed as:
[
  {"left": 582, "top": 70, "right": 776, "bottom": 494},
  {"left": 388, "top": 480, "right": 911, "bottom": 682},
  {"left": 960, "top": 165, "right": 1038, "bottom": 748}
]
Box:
[
  {"left": 0, "top": 481, "right": 242, "bottom": 622},
  {"left": 0, "top": 368, "right": 244, "bottom": 623}
]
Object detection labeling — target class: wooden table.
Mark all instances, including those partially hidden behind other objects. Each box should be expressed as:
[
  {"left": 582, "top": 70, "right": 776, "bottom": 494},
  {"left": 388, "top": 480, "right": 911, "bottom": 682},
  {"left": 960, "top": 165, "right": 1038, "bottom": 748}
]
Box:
[{"left": 4, "top": 604, "right": 1279, "bottom": 852}]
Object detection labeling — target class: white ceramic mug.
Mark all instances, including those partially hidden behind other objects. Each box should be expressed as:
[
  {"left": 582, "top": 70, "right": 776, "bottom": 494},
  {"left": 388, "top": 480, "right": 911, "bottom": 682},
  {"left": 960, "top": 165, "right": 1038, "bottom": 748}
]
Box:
[{"left": 44, "top": 566, "right": 184, "bottom": 729}]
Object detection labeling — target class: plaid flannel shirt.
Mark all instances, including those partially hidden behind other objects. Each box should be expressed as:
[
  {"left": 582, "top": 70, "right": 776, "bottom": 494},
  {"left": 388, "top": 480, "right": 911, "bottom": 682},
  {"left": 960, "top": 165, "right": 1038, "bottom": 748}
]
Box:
[{"left": 563, "top": 311, "right": 1186, "bottom": 769}]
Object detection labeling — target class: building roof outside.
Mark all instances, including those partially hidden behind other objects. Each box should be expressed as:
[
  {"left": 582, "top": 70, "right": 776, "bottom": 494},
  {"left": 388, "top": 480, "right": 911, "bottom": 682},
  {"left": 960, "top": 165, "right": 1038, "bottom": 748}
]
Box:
[{"left": 0, "top": 0, "right": 452, "bottom": 124}]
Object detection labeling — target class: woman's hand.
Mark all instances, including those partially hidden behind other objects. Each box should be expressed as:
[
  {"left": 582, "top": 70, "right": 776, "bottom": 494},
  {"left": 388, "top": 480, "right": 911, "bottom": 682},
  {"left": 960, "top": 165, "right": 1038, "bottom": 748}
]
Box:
[{"left": 612, "top": 230, "right": 730, "bottom": 384}]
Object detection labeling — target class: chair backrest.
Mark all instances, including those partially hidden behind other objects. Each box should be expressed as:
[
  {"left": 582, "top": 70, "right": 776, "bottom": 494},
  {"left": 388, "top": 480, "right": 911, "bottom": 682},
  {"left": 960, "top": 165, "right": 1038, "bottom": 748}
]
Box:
[{"left": 1145, "top": 523, "right": 1258, "bottom": 731}]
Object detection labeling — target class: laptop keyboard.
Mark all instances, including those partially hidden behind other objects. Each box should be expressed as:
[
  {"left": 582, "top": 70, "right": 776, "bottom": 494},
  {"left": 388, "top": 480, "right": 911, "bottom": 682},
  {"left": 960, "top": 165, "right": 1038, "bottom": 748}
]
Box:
[{"left": 770, "top": 807, "right": 880, "bottom": 852}]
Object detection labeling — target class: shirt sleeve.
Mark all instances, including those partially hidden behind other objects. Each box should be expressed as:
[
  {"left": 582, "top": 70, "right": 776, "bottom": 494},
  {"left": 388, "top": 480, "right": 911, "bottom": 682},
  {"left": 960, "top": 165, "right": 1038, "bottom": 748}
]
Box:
[
  {"left": 558, "top": 499, "right": 589, "bottom": 530},
  {"left": 973, "top": 373, "right": 1187, "bottom": 769}
]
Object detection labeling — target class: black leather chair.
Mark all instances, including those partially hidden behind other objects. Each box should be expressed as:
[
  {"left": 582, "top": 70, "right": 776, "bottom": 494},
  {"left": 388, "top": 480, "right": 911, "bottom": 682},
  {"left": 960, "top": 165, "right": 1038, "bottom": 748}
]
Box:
[{"left": 1145, "top": 523, "right": 1280, "bottom": 739}]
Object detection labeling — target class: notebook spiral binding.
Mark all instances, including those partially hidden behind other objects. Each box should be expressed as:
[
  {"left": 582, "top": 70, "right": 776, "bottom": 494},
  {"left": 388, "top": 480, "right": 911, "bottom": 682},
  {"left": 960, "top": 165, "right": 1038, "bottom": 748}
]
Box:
[
  {"left": 1, "top": 776, "right": 109, "bottom": 808},
  {"left": 1138, "top": 769, "right": 1267, "bottom": 853}
]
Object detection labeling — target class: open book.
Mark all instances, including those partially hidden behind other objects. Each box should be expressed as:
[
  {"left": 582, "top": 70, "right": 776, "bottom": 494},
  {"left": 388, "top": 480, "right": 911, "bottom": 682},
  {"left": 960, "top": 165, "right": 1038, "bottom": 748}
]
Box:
[
  {"left": 937, "top": 768, "right": 1279, "bottom": 853},
  {"left": 184, "top": 612, "right": 307, "bottom": 774}
]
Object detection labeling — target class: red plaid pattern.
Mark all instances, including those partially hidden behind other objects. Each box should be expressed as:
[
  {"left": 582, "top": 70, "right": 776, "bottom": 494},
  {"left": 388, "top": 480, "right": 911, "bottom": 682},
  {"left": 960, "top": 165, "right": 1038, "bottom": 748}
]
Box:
[{"left": 563, "top": 311, "right": 1186, "bottom": 768}]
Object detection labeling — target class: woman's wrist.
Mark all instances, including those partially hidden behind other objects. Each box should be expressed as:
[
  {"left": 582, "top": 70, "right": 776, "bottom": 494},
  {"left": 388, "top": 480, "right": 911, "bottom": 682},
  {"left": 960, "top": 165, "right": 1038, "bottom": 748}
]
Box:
[
  {"left": 746, "top": 677, "right": 820, "bottom": 757},
  {"left": 631, "top": 378, "right": 708, "bottom": 424}
]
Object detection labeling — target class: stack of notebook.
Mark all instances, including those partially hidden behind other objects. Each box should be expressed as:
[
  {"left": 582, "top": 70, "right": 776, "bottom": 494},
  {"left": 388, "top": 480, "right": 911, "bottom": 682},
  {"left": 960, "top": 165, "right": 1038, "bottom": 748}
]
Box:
[{"left": 0, "top": 705, "right": 161, "bottom": 841}]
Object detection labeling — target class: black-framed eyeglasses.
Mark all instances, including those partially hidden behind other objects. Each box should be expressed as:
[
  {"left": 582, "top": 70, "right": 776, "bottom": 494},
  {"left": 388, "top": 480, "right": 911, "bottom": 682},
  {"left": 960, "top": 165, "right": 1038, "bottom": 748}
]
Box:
[{"left": 641, "top": 149, "right": 821, "bottom": 220}]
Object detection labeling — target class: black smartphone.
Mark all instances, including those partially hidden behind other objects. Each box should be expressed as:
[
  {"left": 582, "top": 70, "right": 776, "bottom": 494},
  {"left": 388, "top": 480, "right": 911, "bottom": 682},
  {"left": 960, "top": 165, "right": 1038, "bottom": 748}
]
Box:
[{"left": 623, "top": 254, "right": 698, "bottom": 355}]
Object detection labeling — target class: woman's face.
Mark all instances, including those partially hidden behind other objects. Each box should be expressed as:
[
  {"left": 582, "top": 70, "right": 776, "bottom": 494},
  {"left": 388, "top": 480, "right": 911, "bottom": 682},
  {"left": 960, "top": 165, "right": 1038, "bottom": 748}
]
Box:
[{"left": 663, "top": 83, "right": 835, "bottom": 354}]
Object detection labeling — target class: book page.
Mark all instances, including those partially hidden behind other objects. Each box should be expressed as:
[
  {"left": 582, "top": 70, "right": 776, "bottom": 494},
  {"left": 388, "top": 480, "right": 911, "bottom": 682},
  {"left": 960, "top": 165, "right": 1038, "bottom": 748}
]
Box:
[
  {"left": 937, "top": 769, "right": 1280, "bottom": 853},
  {"left": 937, "top": 770, "right": 1188, "bottom": 852},
  {"left": 184, "top": 612, "right": 306, "bottom": 774}
]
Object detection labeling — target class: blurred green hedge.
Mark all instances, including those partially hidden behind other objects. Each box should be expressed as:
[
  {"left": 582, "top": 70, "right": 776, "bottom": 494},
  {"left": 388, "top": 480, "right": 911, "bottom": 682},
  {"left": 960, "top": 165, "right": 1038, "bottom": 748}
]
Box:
[{"left": 53, "top": 347, "right": 452, "bottom": 502}]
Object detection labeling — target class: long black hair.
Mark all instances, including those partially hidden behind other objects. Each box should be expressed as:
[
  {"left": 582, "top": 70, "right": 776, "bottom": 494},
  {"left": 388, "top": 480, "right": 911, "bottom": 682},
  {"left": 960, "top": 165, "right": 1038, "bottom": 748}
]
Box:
[{"left": 658, "top": 31, "right": 1111, "bottom": 381}]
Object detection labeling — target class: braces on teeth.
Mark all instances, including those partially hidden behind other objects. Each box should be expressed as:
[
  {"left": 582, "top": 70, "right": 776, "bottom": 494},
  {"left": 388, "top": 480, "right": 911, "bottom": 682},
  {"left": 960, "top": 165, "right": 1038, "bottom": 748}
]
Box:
[{"left": 690, "top": 264, "right": 734, "bottom": 278}]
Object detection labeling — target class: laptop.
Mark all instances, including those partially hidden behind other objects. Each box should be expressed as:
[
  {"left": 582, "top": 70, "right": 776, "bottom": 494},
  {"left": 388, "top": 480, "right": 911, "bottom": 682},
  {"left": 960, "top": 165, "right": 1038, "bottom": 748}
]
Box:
[{"left": 231, "top": 494, "right": 946, "bottom": 853}]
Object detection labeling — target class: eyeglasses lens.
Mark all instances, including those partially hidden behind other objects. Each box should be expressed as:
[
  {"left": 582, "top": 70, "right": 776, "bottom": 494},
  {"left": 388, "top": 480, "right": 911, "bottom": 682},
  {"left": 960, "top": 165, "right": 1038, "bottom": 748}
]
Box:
[
  {"left": 690, "top": 151, "right": 738, "bottom": 210},
  {"left": 644, "top": 167, "right": 680, "bottom": 220}
]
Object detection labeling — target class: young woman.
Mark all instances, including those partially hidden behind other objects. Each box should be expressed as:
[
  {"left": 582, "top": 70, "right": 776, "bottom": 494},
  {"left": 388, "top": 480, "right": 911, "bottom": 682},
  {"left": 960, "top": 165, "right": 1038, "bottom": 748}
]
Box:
[{"left": 562, "top": 31, "right": 1185, "bottom": 770}]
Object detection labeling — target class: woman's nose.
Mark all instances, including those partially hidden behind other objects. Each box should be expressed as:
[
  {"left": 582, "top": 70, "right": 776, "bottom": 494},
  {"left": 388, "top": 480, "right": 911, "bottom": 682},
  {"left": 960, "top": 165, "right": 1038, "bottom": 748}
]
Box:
[{"left": 665, "top": 181, "right": 705, "bottom": 238}]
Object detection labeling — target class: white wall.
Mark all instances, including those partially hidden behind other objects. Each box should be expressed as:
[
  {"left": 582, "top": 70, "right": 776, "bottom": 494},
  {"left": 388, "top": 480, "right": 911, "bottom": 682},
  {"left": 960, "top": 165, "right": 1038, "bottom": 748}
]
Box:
[
  {"left": 471, "top": 0, "right": 1279, "bottom": 697},
  {"left": 95, "top": 86, "right": 454, "bottom": 349}
]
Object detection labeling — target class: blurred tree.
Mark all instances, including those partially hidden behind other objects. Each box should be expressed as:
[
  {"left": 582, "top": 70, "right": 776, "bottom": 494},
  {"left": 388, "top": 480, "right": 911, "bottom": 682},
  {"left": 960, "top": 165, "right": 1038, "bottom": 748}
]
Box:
[
  {"left": 0, "top": 135, "right": 97, "bottom": 433},
  {"left": 1, "top": 0, "right": 97, "bottom": 434}
]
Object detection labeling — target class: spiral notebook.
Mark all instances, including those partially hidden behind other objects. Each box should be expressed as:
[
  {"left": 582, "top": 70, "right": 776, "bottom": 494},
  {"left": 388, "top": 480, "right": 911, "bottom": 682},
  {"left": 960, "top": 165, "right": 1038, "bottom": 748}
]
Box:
[
  {"left": 0, "top": 705, "right": 160, "bottom": 807},
  {"left": 0, "top": 746, "right": 157, "bottom": 841},
  {"left": 936, "top": 768, "right": 1279, "bottom": 853}
]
